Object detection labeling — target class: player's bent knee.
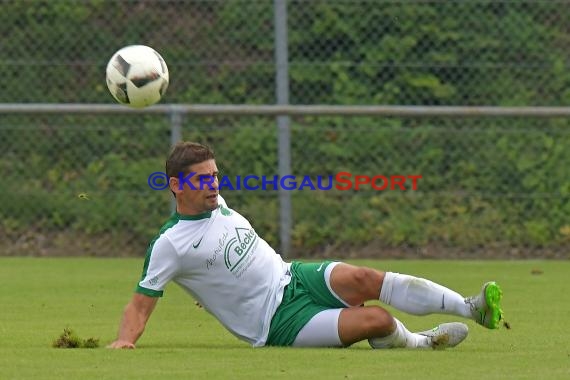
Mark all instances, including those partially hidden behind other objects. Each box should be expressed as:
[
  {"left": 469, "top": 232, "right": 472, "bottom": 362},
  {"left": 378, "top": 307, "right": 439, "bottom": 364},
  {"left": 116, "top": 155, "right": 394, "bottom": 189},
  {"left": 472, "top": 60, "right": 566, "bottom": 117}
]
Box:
[
  {"left": 361, "top": 306, "right": 394, "bottom": 335},
  {"left": 330, "top": 264, "right": 385, "bottom": 306},
  {"left": 338, "top": 306, "right": 395, "bottom": 345},
  {"left": 351, "top": 267, "right": 383, "bottom": 290}
]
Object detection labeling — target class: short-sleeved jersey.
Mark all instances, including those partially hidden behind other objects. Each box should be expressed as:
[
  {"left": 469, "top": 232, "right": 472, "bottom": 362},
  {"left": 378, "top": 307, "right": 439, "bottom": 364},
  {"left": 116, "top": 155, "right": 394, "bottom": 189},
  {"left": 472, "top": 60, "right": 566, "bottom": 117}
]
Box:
[{"left": 136, "top": 195, "right": 292, "bottom": 347}]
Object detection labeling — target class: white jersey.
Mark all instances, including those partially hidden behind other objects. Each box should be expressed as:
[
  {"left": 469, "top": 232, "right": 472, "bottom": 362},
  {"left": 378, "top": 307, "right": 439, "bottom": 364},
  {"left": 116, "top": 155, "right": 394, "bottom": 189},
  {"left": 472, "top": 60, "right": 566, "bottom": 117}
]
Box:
[{"left": 137, "top": 195, "right": 291, "bottom": 347}]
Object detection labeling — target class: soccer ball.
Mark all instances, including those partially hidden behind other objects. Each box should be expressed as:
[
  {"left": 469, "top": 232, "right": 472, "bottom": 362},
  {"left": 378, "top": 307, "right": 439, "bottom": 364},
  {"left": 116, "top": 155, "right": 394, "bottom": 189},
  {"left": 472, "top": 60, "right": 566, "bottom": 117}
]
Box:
[{"left": 106, "top": 45, "right": 169, "bottom": 108}]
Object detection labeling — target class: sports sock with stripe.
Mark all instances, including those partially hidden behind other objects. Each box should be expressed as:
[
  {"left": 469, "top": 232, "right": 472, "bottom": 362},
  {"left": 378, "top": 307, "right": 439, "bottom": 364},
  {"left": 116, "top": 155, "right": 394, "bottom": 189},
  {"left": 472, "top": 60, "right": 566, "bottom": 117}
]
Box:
[{"left": 379, "top": 272, "right": 472, "bottom": 318}]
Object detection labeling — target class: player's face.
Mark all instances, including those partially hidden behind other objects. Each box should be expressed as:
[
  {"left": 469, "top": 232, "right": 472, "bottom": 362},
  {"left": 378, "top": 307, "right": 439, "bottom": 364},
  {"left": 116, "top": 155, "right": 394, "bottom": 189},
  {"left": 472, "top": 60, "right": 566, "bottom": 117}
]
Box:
[{"left": 171, "top": 159, "right": 219, "bottom": 215}]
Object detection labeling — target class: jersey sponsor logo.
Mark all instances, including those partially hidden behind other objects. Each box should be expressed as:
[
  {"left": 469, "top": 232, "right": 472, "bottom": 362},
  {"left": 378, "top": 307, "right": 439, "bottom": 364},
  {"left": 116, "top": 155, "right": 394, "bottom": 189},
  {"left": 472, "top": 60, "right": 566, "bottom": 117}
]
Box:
[
  {"left": 220, "top": 204, "right": 232, "bottom": 216},
  {"left": 224, "top": 228, "right": 257, "bottom": 272},
  {"left": 206, "top": 228, "right": 230, "bottom": 270}
]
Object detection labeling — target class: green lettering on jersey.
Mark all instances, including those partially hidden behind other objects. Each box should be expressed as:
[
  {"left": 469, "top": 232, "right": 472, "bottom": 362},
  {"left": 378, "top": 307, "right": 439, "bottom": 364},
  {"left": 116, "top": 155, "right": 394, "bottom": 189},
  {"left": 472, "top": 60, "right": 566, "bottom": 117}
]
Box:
[{"left": 224, "top": 228, "right": 257, "bottom": 271}]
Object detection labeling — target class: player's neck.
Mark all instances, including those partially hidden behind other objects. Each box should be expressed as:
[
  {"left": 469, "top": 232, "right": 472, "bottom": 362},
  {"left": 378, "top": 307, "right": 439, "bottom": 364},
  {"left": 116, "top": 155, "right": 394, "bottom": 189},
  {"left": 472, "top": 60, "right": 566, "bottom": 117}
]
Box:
[{"left": 176, "top": 203, "right": 215, "bottom": 217}]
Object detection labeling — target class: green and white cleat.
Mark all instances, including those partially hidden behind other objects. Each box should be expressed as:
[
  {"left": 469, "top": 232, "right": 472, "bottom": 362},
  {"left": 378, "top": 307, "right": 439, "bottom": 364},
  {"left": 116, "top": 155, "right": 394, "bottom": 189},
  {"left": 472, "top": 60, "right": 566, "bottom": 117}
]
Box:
[
  {"left": 465, "top": 281, "right": 506, "bottom": 329},
  {"left": 417, "top": 322, "right": 469, "bottom": 350}
]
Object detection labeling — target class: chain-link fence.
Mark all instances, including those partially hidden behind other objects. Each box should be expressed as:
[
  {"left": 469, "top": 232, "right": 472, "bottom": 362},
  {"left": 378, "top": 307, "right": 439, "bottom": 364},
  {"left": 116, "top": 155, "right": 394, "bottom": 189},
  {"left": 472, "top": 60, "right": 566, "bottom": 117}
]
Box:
[{"left": 1, "top": 0, "right": 569, "bottom": 259}]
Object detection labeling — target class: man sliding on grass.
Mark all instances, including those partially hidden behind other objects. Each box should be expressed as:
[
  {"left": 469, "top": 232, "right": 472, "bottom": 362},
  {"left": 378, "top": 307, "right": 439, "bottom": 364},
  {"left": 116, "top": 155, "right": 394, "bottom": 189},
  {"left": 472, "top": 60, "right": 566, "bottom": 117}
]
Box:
[{"left": 109, "top": 141, "right": 506, "bottom": 350}]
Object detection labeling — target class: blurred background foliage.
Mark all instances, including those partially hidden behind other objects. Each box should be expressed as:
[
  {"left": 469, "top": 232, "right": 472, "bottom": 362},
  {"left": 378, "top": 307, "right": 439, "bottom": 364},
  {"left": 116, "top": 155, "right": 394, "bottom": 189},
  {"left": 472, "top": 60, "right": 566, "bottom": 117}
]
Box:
[{"left": 0, "top": 0, "right": 569, "bottom": 258}]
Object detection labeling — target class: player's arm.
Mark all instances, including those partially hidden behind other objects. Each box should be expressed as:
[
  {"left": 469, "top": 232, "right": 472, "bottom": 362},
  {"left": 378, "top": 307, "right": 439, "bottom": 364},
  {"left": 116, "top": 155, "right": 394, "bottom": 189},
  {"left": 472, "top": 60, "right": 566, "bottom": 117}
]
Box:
[
  {"left": 108, "top": 292, "right": 158, "bottom": 349},
  {"left": 108, "top": 236, "right": 179, "bottom": 349}
]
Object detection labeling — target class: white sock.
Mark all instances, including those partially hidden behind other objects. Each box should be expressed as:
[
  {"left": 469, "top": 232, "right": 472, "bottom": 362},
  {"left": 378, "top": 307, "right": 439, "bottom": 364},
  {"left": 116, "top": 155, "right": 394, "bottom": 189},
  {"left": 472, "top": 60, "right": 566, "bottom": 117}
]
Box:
[
  {"left": 379, "top": 272, "right": 472, "bottom": 318},
  {"left": 368, "top": 318, "right": 430, "bottom": 349}
]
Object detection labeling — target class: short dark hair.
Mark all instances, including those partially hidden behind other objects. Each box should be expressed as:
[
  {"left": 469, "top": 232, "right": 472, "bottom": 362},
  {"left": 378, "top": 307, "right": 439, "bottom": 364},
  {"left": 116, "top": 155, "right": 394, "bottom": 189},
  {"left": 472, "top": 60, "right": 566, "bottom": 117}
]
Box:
[{"left": 166, "top": 141, "right": 215, "bottom": 178}]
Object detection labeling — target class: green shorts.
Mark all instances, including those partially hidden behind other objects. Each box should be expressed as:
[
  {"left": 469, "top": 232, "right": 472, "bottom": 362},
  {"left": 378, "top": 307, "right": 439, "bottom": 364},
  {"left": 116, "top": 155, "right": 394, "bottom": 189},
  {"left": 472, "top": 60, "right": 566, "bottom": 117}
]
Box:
[{"left": 266, "top": 260, "right": 347, "bottom": 346}]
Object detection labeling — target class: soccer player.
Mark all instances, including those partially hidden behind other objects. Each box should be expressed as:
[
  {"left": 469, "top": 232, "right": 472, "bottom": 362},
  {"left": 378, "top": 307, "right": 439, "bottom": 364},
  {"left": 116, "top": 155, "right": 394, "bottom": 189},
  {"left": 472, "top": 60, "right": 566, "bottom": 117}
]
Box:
[{"left": 108, "top": 142, "right": 506, "bottom": 350}]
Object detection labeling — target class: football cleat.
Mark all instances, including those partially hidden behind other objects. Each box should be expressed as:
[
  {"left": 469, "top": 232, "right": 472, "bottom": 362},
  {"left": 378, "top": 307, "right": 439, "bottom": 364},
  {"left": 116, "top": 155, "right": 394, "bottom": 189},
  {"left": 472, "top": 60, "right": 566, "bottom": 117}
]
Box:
[
  {"left": 465, "top": 281, "right": 506, "bottom": 329},
  {"left": 417, "top": 322, "right": 469, "bottom": 350}
]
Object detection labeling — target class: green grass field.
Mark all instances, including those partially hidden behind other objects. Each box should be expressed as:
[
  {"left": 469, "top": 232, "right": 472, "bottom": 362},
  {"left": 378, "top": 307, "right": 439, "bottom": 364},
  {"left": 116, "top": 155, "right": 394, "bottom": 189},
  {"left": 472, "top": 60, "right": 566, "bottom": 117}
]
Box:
[{"left": 1, "top": 258, "right": 569, "bottom": 380}]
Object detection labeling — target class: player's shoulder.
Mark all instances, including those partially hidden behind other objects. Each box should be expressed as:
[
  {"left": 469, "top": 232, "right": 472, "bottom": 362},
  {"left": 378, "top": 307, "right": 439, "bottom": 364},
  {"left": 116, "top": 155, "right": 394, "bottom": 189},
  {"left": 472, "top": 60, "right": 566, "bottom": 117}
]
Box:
[
  {"left": 151, "top": 233, "right": 176, "bottom": 253},
  {"left": 148, "top": 214, "right": 189, "bottom": 255},
  {"left": 216, "top": 194, "right": 239, "bottom": 218}
]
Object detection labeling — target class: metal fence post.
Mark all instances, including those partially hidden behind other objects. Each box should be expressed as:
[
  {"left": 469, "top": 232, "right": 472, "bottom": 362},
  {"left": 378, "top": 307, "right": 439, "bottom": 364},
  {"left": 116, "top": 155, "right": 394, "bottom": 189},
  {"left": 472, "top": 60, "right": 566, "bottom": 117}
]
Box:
[
  {"left": 169, "top": 107, "right": 183, "bottom": 214},
  {"left": 274, "top": 0, "right": 292, "bottom": 258}
]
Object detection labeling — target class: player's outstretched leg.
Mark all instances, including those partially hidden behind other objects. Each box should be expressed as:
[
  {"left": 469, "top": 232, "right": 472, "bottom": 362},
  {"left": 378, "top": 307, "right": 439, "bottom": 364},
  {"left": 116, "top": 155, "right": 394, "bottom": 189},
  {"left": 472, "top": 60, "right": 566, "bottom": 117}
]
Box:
[
  {"left": 464, "top": 281, "right": 506, "bottom": 329},
  {"left": 328, "top": 263, "right": 507, "bottom": 330},
  {"left": 378, "top": 272, "right": 507, "bottom": 329}
]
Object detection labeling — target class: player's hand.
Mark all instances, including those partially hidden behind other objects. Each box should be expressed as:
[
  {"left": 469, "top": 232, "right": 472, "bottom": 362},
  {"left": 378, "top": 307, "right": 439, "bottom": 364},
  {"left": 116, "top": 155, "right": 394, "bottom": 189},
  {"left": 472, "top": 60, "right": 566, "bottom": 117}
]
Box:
[{"left": 107, "top": 340, "right": 136, "bottom": 349}]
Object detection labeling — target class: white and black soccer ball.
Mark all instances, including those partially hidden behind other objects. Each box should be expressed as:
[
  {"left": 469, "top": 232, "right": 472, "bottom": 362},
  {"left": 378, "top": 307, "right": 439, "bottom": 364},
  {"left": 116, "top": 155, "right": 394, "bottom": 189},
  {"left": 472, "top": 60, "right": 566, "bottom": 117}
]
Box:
[{"left": 106, "top": 45, "right": 169, "bottom": 108}]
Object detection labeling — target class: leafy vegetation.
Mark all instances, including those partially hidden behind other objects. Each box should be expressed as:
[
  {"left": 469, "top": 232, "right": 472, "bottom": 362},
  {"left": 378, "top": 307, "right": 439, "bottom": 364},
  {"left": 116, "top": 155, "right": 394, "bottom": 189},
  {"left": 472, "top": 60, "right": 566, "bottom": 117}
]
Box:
[{"left": 0, "top": 1, "right": 568, "bottom": 257}]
